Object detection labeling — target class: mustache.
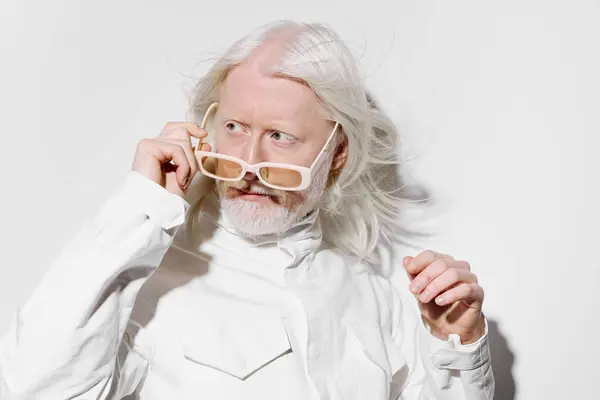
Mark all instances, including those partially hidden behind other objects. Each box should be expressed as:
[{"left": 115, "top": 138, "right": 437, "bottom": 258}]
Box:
[{"left": 220, "top": 180, "right": 283, "bottom": 197}]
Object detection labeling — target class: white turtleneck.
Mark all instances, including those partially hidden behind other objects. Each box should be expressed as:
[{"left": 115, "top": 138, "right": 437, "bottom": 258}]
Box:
[{"left": 0, "top": 170, "right": 494, "bottom": 400}]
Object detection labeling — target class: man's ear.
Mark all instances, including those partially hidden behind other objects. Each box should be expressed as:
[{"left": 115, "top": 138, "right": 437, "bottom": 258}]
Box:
[
  {"left": 325, "top": 134, "right": 348, "bottom": 190},
  {"left": 331, "top": 134, "right": 349, "bottom": 171}
]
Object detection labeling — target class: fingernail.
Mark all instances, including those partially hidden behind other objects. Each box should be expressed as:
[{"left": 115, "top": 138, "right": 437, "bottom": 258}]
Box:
[
  {"left": 435, "top": 295, "right": 447, "bottom": 305},
  {"left": 420, "top": 290, "right": 431, "bottom": 302},
  {"left": 410, "top": 283, "right": 421, "bottom": 293},
  {"left": 182, "top": 175, "right": 191, "bottom": 189}
]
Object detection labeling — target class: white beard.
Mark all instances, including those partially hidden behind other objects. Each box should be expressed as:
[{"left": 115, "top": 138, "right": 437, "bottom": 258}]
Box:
[{"left": 219, "top": 151, "right": 333, "bottom": 236}]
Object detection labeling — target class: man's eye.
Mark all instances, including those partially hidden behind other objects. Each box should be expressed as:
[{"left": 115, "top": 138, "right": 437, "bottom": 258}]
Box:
[
  {"left": 225, "top": 121, "right": 245, "bottom": 133},
  {"left": 270, "top": 131, "right": 296, "bottom": 142}
]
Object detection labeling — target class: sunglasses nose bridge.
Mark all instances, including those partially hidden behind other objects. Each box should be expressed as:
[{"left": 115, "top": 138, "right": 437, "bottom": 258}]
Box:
[{"left": 242, "top": 170, "right": 258, "bottom": 182}]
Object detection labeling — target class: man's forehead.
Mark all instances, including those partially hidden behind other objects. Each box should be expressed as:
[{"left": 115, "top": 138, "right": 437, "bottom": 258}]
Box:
[{"left": 218, "top": 63, "right": 329, "bottom": 123}]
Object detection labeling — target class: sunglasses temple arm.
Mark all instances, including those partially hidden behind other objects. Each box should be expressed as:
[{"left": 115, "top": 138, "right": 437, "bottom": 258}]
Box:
[
  {"left": 195, "top": 102, "right": 219, "bottom": 151},
  {"left": 309, "top": 122, "right": 339, "bottom": 169}
]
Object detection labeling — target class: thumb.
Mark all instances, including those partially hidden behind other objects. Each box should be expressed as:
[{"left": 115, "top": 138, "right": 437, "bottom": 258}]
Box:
[
  {"left": 402, "top": 255, "right": 417, "bottom": 282},
  {"left": 402, "top": 255, "right": 424, "bottom": 304}
]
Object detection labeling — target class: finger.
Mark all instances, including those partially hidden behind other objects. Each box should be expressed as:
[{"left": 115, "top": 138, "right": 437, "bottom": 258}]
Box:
[
  {"left": 402, "top": 256, "right": 414, "bottom": 276},
  {"left": 452, "top": 260, "right": 472, "bottom": 271},
  {"left": 409, "top": 257, "right": 452, "bottom": 295},
  {"left": 419, "top": 268, "right": 478, "bottom": 304},
  {"left": 196, "top": 143, "right": 212, "bottom": 152},
  {"left": 190, "top": 128, "right": 210, "bottom": 152},
  {"left": 161, "top": 124, "right": 208, "bottom": 155},
  {"left": 402, "top": 256, "right": 416, "bottom": 282},
  {"left": 154, "top": 141, "right": 191, "bottom": 187},
  {"left": 161, "top": 122, "right": 208, "bottom": 140},
  {"left": 194, "top": 143, "right": 212, "bottom": 169},
  {"left": 433, "top": 282, "right": 484, "bottom": 307},
  {"left": 164, "top": 137, "right": 199, "bottom": 181},
  {"left": 404, "top": 250, "right": 448, "bottom": 278}
]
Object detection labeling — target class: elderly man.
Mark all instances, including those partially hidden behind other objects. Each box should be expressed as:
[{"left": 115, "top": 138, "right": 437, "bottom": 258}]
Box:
[{"left": 0, "top": 21, "right": 494, "bottom": 399}]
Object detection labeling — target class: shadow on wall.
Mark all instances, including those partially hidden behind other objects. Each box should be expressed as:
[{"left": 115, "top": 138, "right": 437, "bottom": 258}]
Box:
[{"left": 487, "top": 319, "right": 517, "bottom": 400}]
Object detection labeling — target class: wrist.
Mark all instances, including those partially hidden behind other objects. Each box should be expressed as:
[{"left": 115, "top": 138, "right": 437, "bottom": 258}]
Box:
[
  {"left": 422, "top": 315, "right": 450, "bottom": 341},
  {"left": 423, "top": 315, "right": 486, "bottom": 344},
  {"left": 459, "top": 316, "right": 487, "bottom": 344}
]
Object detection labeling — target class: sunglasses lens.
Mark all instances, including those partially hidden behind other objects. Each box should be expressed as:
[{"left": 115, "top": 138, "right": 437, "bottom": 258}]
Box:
[
  {"left": 201, "top": 156, "right": 244, "bottom": 180},
  {"left": 258, "top": 166, "right": 303, "bottom": 189},
  {"left": 200, "top": 154, "right": 304, "bottom": 189}
]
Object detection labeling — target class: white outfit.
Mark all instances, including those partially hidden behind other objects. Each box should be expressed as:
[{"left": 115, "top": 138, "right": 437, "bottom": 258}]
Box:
[{"left": 0, "top": 170, "right": 494, "bottom": 399}]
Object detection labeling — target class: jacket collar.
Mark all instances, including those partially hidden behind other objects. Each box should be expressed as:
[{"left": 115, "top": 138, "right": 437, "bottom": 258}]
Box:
[{"left": 193, "top": 192, "right": 323, "bottom": 266}]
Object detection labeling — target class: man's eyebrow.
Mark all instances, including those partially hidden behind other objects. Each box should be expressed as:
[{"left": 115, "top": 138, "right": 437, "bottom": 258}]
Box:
[
  {"left": 219, "top": 114, "right": 308, "bottom": 139},
  {"left": 219, "top": 114, "right": 251, "bottom": 129},
  {"left": 267, "top": 122, "right": 308, "bottom": 139}
]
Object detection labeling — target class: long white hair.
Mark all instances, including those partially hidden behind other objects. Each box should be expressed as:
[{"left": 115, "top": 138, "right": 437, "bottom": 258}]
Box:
[{"left": 184, "top": 20, "right": 431, "bottom": 267}]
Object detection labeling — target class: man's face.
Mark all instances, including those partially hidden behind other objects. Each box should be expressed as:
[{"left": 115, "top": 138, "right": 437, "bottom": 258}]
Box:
[{"left": 211, "top": 62, "right": 336, "bottom": 236}]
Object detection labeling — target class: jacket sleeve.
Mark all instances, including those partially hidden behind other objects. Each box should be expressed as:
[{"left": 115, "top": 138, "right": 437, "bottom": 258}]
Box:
[
  {"left": 0, "top": 170, "right": 190, "bottom": 399},
  {"left": 390, "top": 283, "right": 495, "bottom": 400}
]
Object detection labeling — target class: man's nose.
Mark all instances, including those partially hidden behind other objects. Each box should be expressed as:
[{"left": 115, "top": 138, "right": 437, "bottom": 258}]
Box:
[
  {"left": 240, "top": 134, "right": 263, "bottom": 165},
  {"left": 240, "top": 138, "right": 261, "bottom": 182}
]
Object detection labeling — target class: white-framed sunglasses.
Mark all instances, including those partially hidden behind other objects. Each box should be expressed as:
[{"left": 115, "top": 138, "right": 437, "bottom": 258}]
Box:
[{"left": 193, "top": 102, "right": 340, "bottom": 191}]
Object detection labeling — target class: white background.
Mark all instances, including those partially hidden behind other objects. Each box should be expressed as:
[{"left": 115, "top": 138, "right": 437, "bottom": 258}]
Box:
[{"left": 0, "top": 1, "right": 598, "bottom": 399}]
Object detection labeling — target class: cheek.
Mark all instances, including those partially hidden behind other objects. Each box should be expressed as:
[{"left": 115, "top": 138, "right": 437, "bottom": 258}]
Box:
[
  {"left": 215, "top": 181, "right": 227, "bottom": 197},
  {"left": 280, "top": 191, "right": 305, "bottom": 210},
  {"left": 216, "top": 181, "right": 237, "bottom": 198},
  {"left": 215, "top": 131, "right": 246, "bottom": 157}
]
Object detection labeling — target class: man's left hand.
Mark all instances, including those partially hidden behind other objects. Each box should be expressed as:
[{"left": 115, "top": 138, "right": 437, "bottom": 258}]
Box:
[{"left": 402, "top": 250, "right": 486, "bottom": 344}]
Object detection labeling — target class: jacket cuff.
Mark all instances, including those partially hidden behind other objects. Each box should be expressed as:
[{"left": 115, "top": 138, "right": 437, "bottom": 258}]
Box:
[
  {"left": 123, "top": 170, "right": 191, "bottom": 230},
  {"left": 418, "top": 316, "right": 494, "bottom": 393},
  {"left": 423, "top": 318, "right": 490, "bottom": 371}
]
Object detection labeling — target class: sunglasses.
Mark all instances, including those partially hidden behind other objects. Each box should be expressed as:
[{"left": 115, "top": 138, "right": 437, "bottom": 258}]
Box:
[{"left": 193, "top": 102, "right": 340, "bottom": 191}]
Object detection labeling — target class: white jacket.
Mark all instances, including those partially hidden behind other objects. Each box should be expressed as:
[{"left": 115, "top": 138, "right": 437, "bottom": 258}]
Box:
[{"left": 0, "top": 170, "right": 494, "bottom": 400}]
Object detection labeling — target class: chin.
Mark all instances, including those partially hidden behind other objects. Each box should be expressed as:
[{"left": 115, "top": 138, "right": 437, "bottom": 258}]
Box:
[{"left": 219, "top": 197, "right": 300, "bottom": 236}]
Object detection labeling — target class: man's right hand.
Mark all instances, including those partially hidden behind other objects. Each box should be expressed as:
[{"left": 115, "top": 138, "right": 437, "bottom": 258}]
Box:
[{"left": 131, "top": 122, "right": 211, "bottom": 198}]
